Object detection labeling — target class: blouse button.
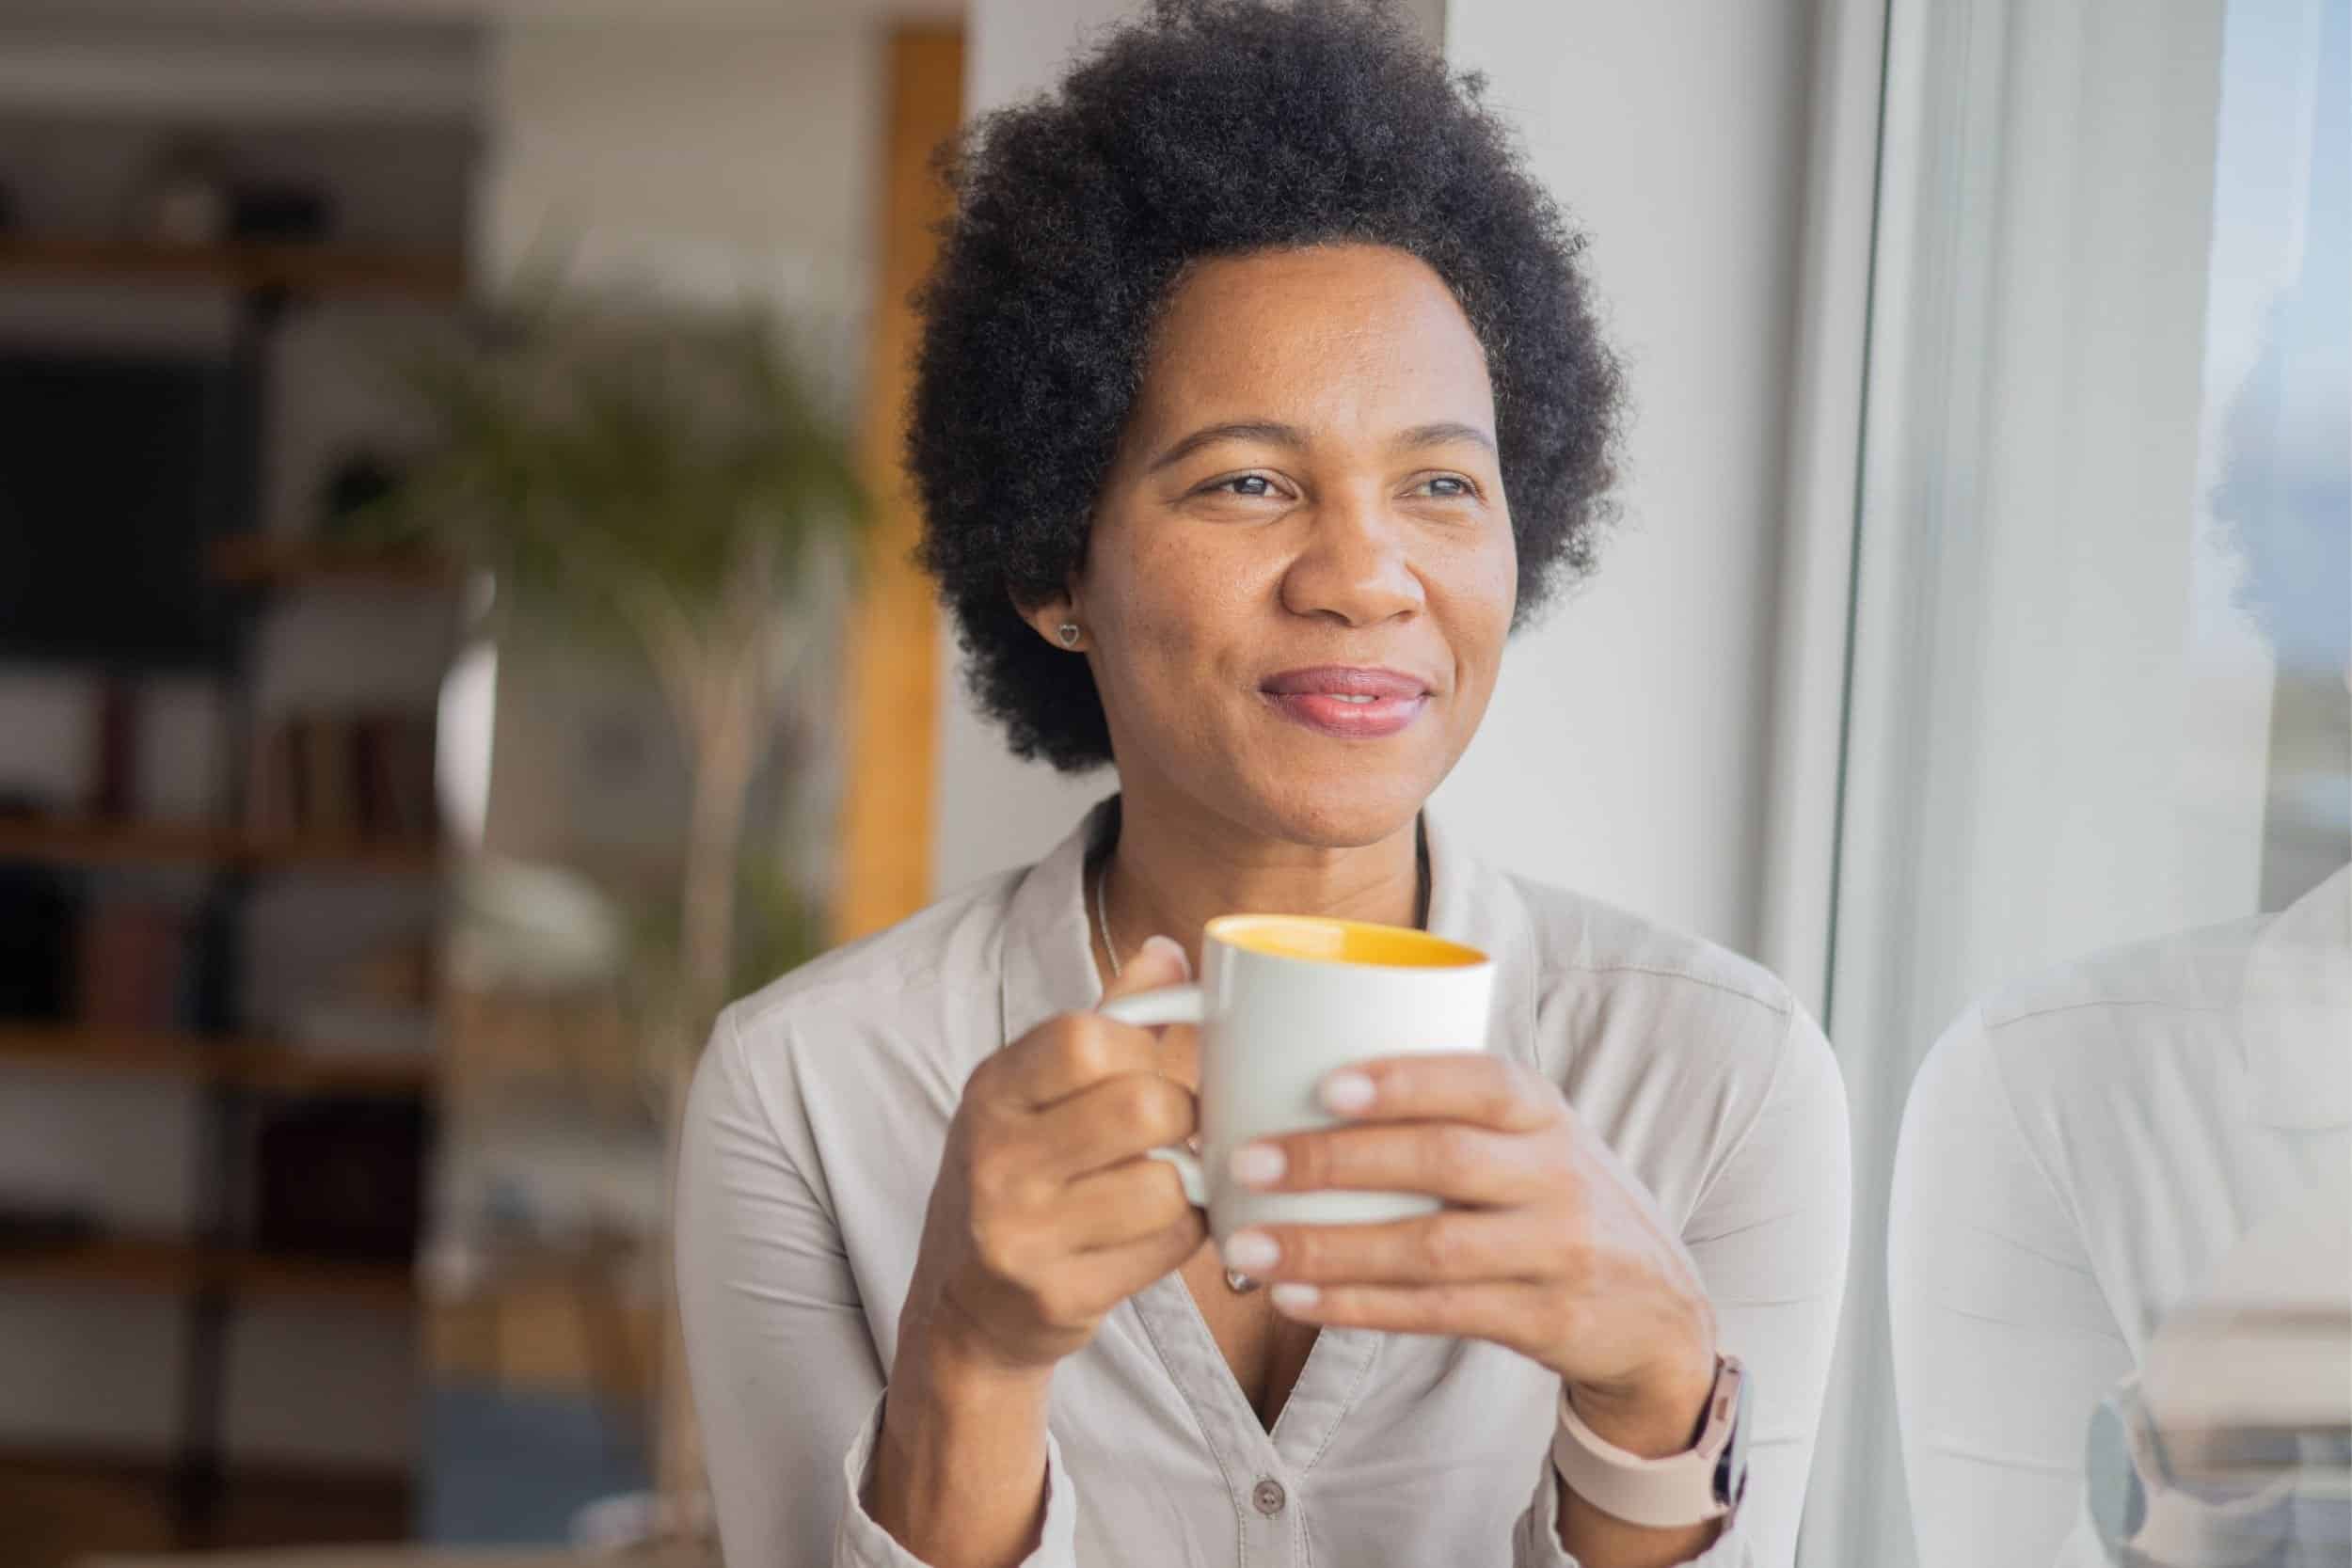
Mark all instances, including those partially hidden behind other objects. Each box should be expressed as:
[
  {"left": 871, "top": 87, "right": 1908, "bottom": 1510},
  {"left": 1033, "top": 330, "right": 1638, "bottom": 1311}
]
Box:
[{"left": 1251, "top": 1477, "right": 1287, "bottom": 1516}]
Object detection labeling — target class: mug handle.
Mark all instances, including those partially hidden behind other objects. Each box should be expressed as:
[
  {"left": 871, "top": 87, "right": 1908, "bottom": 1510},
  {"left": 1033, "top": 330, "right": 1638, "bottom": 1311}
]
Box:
[{"left": 1098, "top": 983, "right": 1208, "bottom": 1207}]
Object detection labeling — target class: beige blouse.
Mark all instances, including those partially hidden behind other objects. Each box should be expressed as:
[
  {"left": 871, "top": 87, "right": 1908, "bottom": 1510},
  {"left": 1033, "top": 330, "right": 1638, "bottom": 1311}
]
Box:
[{"left": 675, "top": 793, "right": 1851, "bottom": 1567}]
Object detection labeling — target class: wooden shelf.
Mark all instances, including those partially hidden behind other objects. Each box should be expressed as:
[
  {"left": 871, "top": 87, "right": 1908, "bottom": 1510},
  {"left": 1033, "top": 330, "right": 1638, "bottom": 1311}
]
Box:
[
  {"left": 0, "top": 1026, "right": 431, "bottom": 1097},
  {"left": 0, "top": 236, "right": 465, "bottom": 304},
  {"left": 0, "top": 1441, "right": 411, "bottom": 1564},
  {"left": 0, "top": 817, "right": 438, "bottom": 877},
  {"left": 0, "top": 1234, "right": 415, "bottom": 1311},
  {"left": 208, "top": 533, "right": 453, "bottom": 589}
]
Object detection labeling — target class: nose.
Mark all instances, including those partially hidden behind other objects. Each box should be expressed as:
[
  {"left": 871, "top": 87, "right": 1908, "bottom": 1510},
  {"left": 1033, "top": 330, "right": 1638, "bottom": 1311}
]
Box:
[{"left": 1278, "top": 487, "right": 1425, "bottom": 627}]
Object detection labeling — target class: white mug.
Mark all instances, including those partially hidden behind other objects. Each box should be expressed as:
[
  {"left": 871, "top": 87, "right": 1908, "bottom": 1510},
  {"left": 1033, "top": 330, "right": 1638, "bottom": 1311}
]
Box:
[{"left": 1099, "top": 912, "right": 1495, "bottom": 1240}]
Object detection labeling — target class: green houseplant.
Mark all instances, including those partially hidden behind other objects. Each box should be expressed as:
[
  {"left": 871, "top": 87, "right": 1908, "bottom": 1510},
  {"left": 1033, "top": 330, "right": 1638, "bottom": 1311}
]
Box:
[
  {"left": 382, "top": 276, "right": 863, "bottom": 1071},
  {"left": 373, "top": 274, "right": 866, "bottom": 1532}
]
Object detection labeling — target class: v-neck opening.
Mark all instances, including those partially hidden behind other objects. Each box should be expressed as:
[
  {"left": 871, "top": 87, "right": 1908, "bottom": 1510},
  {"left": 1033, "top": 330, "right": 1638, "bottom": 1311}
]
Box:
[{"left": 1129, "top": 1267, "right": 1383, "bottom": 1481}]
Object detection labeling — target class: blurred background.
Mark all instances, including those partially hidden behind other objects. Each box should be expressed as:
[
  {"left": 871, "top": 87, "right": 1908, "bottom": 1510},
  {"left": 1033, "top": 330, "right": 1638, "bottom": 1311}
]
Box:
[{"left": 0, "top": 3, "right": 2339, "bottom": 1568}]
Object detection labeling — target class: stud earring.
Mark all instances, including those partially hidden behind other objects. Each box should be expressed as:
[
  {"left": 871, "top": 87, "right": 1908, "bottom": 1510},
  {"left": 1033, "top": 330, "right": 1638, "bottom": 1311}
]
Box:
[{"left": 1057, "top": 622, "right": 1083, "bottom": 648}]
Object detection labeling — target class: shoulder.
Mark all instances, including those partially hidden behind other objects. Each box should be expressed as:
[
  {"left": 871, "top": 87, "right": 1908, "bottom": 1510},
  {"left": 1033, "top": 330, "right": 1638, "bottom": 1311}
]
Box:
[
  {"left": 1903, "top": 912, "right": 2270, "bottom": 1200},
  {"left": 1512, "top": 874, "right": 1798, "bottom": 1018},
  {"left": 729, "top": 866, "right": 1027, "bottom": 1041},
  {"left": 1975, "top": 914, "right": 2261, "bottom": 1038},
  {"left": 1957, "top": 912, "right": 2263, "bottom": 1107},
  {"left": 1507, "top": 874, "right": 1825, "bottom": 1093},
  {"left": 692, "top": 865, "right": 1030, "bottom": 1144},
  {"left": 1500, "top": 875, "right": 1845, "bottom": 1208}
]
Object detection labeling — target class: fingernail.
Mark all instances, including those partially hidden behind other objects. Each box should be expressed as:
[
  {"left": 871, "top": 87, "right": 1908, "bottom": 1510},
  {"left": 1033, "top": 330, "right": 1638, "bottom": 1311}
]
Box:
[
  {"left": 1141, "top": 935, "right": 1191, "bottom": 977},
  {"left": 1222, "top": 1229, "right": 1279, "bottom": 1273},
  {"left": 1270, "top": 1283, "right": 1320, "bottom": 1313},
  {"left": 1229, "top": 1143, "right": 1285, "bottom": 1187},
  {"left": 1319, "top": 1070, "right": 1375, "bottom": 1115}
]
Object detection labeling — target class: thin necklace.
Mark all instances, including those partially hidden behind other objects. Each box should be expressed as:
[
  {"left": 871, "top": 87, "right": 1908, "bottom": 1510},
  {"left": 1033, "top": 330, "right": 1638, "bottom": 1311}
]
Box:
[
  {"left": 1097, "top": 833, "right": 1433, "bottom": 978},
  {"left": 1094, "top": 855, "right": 1260, "bottom": 1294},
  {"left": 1095, "top": 854, "right": 1125, "bottom": 982}
]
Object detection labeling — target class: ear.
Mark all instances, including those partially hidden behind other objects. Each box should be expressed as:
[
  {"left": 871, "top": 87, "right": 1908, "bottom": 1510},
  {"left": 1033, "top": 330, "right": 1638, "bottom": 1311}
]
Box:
[{"left": 1010, "top": 584, "right": 1085, "bottom": 650}]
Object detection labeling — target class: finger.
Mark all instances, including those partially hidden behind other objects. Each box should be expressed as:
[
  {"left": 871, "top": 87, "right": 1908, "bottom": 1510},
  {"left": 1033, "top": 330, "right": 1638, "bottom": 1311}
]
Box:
[
  {"left": 1050, "top": 1155, "right": 1200, "bottom": 1251},
  {"left": 1054, "top": 1206, "right": 1208, "bottom": 1317},
  {"left": 1264, "top": 1277, "right": 1556, "bottom": 1352},
  {"left": 1026, "top": 1070, "right": 1198, "bottom": 1180},
  {"left": 995, "top": 936, "right": 1192, "bottom": 1109},
  {"left": 1229, "top": 1208, "right": 1566, "bottom": 1286},
  {"left": 1238, "top": 1119, "right": 1561, "bottom": 1207},
  {"left": 996, "top": 1011, "right": 1164, "bottom": 1110},
  {"left": 1314, "top": 1053, "right": 1562, "bottom": 1133},
  {"left": 1097, "top": 929, "right": 1192, "bottom": 1006}
]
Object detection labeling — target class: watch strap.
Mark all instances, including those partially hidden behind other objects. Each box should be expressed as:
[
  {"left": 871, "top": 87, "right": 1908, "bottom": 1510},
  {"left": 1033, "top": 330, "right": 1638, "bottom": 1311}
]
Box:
[
  {"left": 2097, "top": 1375, "right": 2296, "bottom": 1567},
  {"left": 1549, "top": 1354, "right": 1746, "bottom": 1530}
]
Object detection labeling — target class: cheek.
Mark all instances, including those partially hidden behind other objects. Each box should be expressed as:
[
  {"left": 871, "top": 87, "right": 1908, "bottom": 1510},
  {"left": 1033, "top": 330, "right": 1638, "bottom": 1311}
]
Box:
[
  {"left": 1438, "top": 535, "right": 1518, "bottom": 687},
  {"left": 1120, "top": 536, "right": 1256, "bottom": 666}
]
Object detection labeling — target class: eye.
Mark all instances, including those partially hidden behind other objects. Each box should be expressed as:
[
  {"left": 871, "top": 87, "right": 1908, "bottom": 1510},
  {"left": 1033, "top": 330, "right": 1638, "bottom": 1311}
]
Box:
[
  {"left": 1207, "top": 473, "right": 1283, "bottom": 499},
  {"left": 1416, "top": 474, "right": 1478, "bottom": 499}
]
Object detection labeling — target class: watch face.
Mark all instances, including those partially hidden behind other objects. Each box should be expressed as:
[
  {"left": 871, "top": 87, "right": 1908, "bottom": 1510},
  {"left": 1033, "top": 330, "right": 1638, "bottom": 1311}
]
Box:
[
  {"left": 1714, "top": 1364, "right": 1753, "bottom": 1509},
  {"left": 2085, "top": 1391, "right": 2150, "bottom": 1551}
]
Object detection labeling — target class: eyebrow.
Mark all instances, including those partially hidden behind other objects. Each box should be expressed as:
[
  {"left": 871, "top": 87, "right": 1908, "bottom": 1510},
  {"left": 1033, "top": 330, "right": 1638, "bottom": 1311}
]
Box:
[{"left": 1143, "top": 419, "right": 1497, "bottom": 474}]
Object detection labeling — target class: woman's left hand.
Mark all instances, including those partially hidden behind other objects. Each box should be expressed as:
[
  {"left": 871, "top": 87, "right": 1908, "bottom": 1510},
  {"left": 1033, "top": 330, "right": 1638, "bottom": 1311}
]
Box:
[{"left": 1221, "top": 1053, "right": 1721, "bottom": 1454}]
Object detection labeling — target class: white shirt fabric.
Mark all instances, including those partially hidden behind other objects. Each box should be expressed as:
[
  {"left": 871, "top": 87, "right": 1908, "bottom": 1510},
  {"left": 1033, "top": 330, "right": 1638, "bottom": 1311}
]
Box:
[
  {"left": 1888, "top": 865, "right": 2352, "bottom": 1568},
  {"left": 675, "top": 793, "right": 1851, "bottom": 1567}
]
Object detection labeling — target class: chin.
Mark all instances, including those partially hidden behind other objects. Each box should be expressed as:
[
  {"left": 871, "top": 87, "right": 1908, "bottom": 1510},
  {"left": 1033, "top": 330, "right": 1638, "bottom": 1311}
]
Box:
[{"left": 1244, "top": 763, "right": 1436, "bottom": 848}]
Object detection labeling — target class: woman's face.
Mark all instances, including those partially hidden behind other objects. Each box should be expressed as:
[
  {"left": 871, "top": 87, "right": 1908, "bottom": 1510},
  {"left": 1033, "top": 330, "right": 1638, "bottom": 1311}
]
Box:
[{"left": 1036, "top": 242, "right": 1518, "bottom": 848}]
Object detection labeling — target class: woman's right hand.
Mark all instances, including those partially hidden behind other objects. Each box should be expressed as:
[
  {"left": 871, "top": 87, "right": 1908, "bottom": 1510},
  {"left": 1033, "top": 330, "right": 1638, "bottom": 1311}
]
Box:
[{"left": 902, "top": 933, "right": 1208, "bottom": 1381}]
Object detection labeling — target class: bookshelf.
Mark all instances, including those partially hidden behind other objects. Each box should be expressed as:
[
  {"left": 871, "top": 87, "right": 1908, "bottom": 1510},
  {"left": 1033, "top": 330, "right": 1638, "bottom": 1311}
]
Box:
[
  {"left": 208, "top": 533, "right": 452, "bottom": 590},
  {"left": 0, "top": 237, "right": 464, "bottom": 306},
  {"left": 0, "top": 1025, "right": 430, "bottom": 1097},
  {"left": 0, "top": 817, "right": 437, "bottom": 877},
  {"left": 0, "top": 1234, "right": 414, "bottom": 1312},
  {"left": 0, "top": 533, "right": 450, "bottom": 879},
  {"left": 0, "top": 212, "right": 465, "bottom": 1553}
]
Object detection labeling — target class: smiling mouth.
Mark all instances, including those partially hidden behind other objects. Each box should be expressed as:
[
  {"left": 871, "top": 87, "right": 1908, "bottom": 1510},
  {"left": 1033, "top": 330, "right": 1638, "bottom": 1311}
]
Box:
[
  {"left": 1259, "top": 688, "right": 1430, "bottom": 738},
  {"left": 1256, "top": 663, "right": 1436, "bottom": 738}
]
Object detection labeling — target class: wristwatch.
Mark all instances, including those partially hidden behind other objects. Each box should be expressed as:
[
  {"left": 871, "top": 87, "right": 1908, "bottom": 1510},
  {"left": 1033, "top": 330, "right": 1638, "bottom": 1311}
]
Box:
[
  {"left": 1549, "top": 1354, "right": 1750, "bottom": 1530},
  {"left": 2085, "top": 1373, "right": 2294, "bottom": 1567}
]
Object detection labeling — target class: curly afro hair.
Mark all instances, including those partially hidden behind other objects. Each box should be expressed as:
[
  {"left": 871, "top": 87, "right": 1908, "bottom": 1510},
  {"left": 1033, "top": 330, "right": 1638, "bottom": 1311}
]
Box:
[{"left": 908, "top": 0, "right": 1626, "bottom": 773}]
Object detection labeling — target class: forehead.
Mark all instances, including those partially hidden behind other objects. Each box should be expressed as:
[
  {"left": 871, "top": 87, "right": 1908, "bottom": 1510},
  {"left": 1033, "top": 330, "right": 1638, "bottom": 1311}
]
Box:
[{"left": 1131, "top": 244, "right": 1495, "bottom": 436}]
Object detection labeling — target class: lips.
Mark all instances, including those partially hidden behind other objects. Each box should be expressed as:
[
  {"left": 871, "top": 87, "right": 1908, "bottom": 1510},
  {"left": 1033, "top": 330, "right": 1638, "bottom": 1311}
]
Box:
[{"left": 1259, "top": 666, "right": 1433, "bottom": 739}]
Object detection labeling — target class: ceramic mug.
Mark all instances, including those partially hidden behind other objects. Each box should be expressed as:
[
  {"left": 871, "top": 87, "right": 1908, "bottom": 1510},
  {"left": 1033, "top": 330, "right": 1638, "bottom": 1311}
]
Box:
[{"left": 1099, "top": 913, "right": 1495, "bottom": 1240}]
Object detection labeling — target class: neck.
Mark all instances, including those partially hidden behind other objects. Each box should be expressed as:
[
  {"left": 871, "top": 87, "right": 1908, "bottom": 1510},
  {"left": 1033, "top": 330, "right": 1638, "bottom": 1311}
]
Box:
[{"left": 1096, "top": 783, "right": 1426, "bottom": 977}]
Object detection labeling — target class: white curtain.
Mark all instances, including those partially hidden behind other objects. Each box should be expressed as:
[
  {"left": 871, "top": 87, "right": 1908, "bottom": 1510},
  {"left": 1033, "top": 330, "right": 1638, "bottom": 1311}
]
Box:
[{"left": 1801, "top": 1, "right": 2331, "bottom": 1564}]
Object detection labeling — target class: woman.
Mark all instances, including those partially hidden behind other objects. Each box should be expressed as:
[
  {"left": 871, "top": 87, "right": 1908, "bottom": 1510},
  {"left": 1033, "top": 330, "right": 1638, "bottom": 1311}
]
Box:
[{"left": 675, "top": 5, "right": 1851, "bottom": 1566}]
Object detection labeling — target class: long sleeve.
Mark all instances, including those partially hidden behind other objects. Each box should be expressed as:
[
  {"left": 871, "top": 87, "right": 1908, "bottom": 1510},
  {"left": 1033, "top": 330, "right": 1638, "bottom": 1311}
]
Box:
[
  {"left": 1508, "top": 1004, "right": 1851, "bottom": 1568},
  {"left": 675, "top": 1003, "right": 1085, "bottom": 1568},
  {"left": 675, "top": 1002, "right": 885, "bottom": 1565},
  {"left": 1887, "top": 1009, "right": 2135, "bottom": 1568},
  {"left": 1683, "top": 1005, "right": 1852, "bottom": 1566}
]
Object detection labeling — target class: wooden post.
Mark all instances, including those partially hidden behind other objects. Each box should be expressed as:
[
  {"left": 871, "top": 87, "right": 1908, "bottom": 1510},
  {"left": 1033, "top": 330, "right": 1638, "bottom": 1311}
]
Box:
[{"left": 833, "top": 27, "right": 965, "bottom": 944}]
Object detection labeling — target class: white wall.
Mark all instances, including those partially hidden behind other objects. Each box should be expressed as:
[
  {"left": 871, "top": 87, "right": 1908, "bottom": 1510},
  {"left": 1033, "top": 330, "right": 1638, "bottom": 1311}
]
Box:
[
  {"left": 478, "top": 20, "right": 880, "bottom": 314},
  {"left": 1434, "top": 2, "right": 1811, "bottom": 950},
  {"left": 935, "top": 0, "right": 1812, "bottom": 961}
]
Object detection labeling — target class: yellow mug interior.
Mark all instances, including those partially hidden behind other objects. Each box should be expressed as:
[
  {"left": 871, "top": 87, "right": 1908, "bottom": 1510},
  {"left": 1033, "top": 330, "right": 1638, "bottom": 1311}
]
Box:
[{"left": 1205, "top": 913, "right": 1486, "bottom": 970}]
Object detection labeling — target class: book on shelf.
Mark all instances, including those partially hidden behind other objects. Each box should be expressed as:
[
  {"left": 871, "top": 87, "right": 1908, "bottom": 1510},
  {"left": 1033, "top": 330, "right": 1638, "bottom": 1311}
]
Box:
[
  {"left": 245, "top": 710, "right": 437, "bottom": 846},
  {"left": 303, "top": 715, "right": 359, "bottom": 839}
]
